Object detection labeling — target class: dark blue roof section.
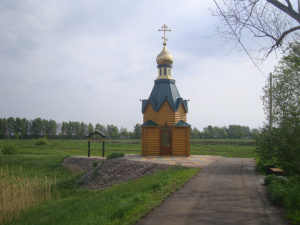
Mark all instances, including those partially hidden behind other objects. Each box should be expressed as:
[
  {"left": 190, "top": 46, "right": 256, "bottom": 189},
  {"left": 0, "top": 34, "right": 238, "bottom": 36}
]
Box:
[
  {"left": 142, "top": 79, "right": 188, "bottom": 113},
  {"left": 141, "top": 120, "right": 159, "bottom": 126}
]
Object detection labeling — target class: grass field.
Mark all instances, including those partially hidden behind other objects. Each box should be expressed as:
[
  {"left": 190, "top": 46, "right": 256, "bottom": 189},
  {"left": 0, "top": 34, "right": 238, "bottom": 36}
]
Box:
[
  {"left": 5, "top": 138, "right": 257, "bottom": 157},
  {"left": 0, "top": 138, "right": 257, "bottom": 225},
  {"left": 190, "top": 139, "right": 257, "bottom": 158}
]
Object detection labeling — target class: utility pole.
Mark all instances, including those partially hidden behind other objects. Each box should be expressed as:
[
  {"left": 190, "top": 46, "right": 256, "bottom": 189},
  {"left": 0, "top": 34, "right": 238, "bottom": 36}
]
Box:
[
  {"left": 269, "top": 73, "right": 273, "bottom": 131},
  {"left": 269, "top": 73, "right": 273, "bottom": 161}
]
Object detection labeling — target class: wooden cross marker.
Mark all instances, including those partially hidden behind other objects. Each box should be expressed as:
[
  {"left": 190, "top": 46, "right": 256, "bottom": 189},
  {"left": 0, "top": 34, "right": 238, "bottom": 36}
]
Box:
[{"left": 158, "top": 24, "right": 171, "bottom": 45}]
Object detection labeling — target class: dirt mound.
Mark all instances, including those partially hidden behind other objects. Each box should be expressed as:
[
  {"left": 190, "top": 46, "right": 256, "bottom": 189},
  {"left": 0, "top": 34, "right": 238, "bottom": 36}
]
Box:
[
  {"left": 62, "top": 156, "right": 105, "bottom": 173},
  {"left": 63, "top": 157, "right": 171, "bottom": 190}
]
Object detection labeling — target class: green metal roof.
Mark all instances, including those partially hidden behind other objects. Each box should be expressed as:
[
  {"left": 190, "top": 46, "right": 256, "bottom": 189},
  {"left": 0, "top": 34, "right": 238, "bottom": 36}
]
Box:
[
  {"left": 142, "top": 79, "right": 188, "bottom": 113},
  {"left": 141, "top": 120, "right": 159, "bottom": 127},
  {"left": 173, "top": 120, "right": 191, "bottom": 127}
]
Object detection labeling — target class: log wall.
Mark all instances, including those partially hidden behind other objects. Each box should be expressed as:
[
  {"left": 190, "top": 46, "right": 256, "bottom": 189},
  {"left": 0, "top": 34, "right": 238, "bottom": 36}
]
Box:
[
  {"left": 172, "top": 127, "right": 190, "bottom": 156},
  {"left": 143, "top": 101, "right": 187, "bottom": 125},
  {"left": 142, "top": 100, "right": 190, "bottom": 156},
  {"left": 142, "top": 127, "right": 160, "bottom": 156}
]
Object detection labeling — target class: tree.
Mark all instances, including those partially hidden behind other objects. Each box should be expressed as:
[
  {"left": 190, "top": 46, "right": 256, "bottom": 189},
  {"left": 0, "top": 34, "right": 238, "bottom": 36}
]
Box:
[
  {"left": 61, "top": 122, "right": 68, "bottom": 138},
  {"left": 47, "top": 119, "right": 57, "bottom": 138},
  {"left": 258, "top": 41, "right": 300, "bottom": 174},
  {"left": 106, "top": 125, "right": 119, "bottom": 139},
  {"left": 31, "top": 118, "right": 42, "bottom": 138},
  {"left": 14, "top": 117, "right": 23, "bottom": 138},
  {"left": 133, "top": 124, "right": 142, "bottom": 139},
  {"left": 6, "top": 117, "right": 15, "bottom": 138},
  {"left": 0, "top": 118, "right": 7, "bottom": 138},
  {"left": 119, "top": 127, "right": 129, "bottom": 139},
  {"left": 212, "top": 0, "right": 300, "bottom": 59},
  {"left": 73, "top": 121, "right": 81, "bottom": 138},
  {"left": 191, "top": 127, "right": 201, "bottom": 139},
  {"left": 88, "top": 123, "right": 94, "bottom": 135},
  {"left": 80, "top": 122, "right": 87, "bottom": 138},
  {"left": 251, "top": 128, "right": 261, "bottom": 139},
  {"left": 95, "top": 123, "right": 106, "bottom": 135}
]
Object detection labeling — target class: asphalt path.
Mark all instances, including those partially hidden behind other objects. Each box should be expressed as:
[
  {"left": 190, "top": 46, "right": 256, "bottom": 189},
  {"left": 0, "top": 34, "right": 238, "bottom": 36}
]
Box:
[{"left": 137, "top": 158, "right": 290, "bottom": 225}]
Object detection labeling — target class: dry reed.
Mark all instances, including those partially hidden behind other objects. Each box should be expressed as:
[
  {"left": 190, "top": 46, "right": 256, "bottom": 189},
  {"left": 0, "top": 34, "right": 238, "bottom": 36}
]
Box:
[{"left": 0, "top": 165, "right": 58, "bottom": 224}]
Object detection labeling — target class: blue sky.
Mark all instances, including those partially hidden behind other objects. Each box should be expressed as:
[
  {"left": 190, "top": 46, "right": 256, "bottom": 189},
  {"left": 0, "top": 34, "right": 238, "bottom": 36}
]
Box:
[{"left": 0, "top": 0, "right": 280, "bottom": 131}]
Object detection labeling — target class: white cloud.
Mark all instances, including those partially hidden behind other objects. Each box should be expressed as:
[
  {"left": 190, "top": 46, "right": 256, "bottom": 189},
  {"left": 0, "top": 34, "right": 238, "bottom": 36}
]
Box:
[{"left": 0, "top": 0, "right": 278, "bottom": 131}]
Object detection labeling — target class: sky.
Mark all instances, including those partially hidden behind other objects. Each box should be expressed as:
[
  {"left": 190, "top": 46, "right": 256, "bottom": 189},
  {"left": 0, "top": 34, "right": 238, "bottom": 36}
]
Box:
[{"left": 0, "top": 0, "right": 280, "bottom": 131}]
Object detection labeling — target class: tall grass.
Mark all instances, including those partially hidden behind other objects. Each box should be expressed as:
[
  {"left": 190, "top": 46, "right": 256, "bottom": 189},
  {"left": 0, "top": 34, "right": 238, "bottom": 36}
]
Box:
[{"left": 0, "top": 165, "right": 58, "bottom": 224}]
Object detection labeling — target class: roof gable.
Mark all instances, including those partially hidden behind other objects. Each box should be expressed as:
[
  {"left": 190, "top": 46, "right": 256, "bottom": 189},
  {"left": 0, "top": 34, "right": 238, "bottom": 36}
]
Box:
[
  {"left": 174, "top": 120, "right": 191, "bottom": 127},
  {"left": 141, "top": 120, "right": 159, "bottom": 126},
  {"left": 142, "top": 79, "right": 188, "bottom": 113}
]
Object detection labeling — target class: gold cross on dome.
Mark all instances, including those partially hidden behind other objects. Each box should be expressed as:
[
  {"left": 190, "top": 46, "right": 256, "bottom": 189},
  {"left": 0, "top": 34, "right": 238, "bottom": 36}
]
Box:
[{"left": 158, "top": 24, "right": 171, "bottom": 45}]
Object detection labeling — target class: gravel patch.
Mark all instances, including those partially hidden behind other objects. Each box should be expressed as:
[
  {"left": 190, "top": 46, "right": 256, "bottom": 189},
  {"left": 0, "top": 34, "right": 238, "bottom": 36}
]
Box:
[
  {"left": 62, "top": 157, "right": 172, "bottom": 190},
  {"left": 62, "top": 156, "right": 105, "bottom": 173}
]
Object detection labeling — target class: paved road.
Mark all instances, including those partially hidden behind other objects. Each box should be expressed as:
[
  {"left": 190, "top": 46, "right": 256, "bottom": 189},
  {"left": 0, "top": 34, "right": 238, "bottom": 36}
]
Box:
[{"left": 137, "top": 158, "right": 290, "bottom": 225}]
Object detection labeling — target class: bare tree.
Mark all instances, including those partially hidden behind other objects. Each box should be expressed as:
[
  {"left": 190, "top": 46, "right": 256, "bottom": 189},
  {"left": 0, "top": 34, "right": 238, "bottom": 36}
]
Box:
[{"left": 212, "top": 0, "right": 300, "bottom": 60}]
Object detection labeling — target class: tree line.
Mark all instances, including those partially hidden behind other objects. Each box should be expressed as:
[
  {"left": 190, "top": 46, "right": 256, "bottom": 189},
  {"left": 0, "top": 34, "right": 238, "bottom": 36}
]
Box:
[
  {"left": 191, "top": 125, "right": 260, "bottom": 139},
  {"left": 0, "top": 117, "right": 259, "bottom": 140},
  {"left": 0, "top": 117, "right": 142, "bottom": 139}
]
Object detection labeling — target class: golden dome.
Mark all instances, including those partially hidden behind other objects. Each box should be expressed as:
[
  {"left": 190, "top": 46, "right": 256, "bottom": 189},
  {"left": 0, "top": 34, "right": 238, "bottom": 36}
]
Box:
[{"left": 156, "top": 45, "right": 174, "bottom": 65}]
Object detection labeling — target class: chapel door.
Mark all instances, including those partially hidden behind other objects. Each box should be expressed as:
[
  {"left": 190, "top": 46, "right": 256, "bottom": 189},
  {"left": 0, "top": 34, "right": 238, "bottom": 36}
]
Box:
[{"left": 160, "top": 125, "right": 172, "bottom": 156}]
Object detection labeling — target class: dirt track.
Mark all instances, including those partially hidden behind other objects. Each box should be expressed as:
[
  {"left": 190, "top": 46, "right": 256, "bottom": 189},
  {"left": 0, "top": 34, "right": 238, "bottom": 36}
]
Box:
[{"left": 137, "top": 158, "right": 290, "bottom": 225}]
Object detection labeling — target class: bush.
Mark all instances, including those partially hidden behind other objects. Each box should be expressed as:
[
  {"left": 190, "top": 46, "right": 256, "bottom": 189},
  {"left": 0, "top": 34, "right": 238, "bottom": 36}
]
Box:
[
  {"left": 265, "top": 175, "right": 300, "bottom": 224},
  {"left": 106, "top": 152, "right": 125, "bottom": 160},
  {"left": 268, "top": 182, "right": 288, "bottom": 206},
  {"left": 35, "top": 137, "right": 48, "bottom": 146},
  {"left": 0, "top": 142, "right": 16, "bottom": 155},
  {"left": 264, "top": 174, "right": 279, "bottom": 185}
]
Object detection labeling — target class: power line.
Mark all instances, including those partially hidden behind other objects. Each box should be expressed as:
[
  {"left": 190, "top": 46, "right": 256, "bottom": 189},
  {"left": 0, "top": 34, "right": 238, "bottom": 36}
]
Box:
[{"left": 213, "top": 0, "right": 267, "bottom": 79}]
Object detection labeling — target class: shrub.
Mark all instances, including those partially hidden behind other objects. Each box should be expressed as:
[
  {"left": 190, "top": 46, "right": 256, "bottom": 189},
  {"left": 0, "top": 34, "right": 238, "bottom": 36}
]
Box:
[
  {"left": 264, "top": 174, "right": 278, "bottom": 185},
  {"left": 1, "top": 142, "right": 16, "bottom": 155},
  {"left": 268, "top": 182, "right": 288, "bottom": 206},
  {"left": 265, "top": 175, "right": 300, "bottom": 224},
  {"left": 35, "top": 137, "right": 48, "bottom": 146},
  {"left": 106, "top": 152, "right": 125, "bottom": 160}
]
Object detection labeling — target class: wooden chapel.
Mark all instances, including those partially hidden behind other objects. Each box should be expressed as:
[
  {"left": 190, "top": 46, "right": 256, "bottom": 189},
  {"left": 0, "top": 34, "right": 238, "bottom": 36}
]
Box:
[{"left": 141, "top": 24, "right": 190, "bottom": 156}]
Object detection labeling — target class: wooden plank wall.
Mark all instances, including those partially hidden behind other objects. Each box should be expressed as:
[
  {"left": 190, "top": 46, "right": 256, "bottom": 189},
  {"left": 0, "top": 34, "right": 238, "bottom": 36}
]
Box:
[
  {"left": 172, "top": 127, "right": 190, "bottom": 156},
  {"left": 144, "top": 102, "right": 187, "bottom": 125},
  {"left": 175, "top": 103, "right": 187, "bottom": 122},
  {"left": 142, "top": 100, "right": 189, "bottom": 156},
  {"left": 143, "top": 127, "right": 160, "bottom": 156}
]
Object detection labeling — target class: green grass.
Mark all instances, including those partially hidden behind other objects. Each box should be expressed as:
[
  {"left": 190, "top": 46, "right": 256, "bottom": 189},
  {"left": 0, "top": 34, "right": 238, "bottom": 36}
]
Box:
[
  {"left": 190, "top": 139, "right": 257, "bottom": 158},
  {"left": 0, "top": 138, "right": 257, "bottom": 224},
  {"left": 1, "top": 138, "right": 258, "bottom": 158},
  {"left": 0, "top": 139, "right": 200, "bottom": 225},
  {"left": 7, "top": 166, "right": 199, "bottom": 225}
]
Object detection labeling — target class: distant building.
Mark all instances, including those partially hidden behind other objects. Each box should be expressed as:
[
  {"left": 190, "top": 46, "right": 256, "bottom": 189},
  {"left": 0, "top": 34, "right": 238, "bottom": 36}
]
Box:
[{"left": 141, "top": 25, "right": 190, "bottom": 156}]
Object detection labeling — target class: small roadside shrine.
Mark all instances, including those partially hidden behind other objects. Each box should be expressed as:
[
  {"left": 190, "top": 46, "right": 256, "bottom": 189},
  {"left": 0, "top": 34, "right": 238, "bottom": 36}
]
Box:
[
  {"left": 86, "top": 130, "right": 107, "bottom": 157},
  {"left": 141, "top": 25, "right": 191, "bottom": 156}
]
